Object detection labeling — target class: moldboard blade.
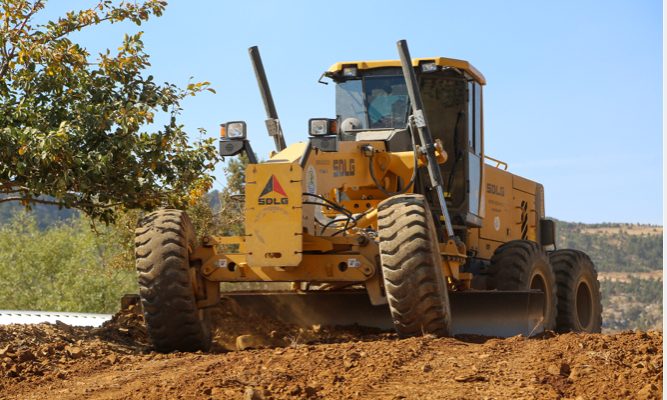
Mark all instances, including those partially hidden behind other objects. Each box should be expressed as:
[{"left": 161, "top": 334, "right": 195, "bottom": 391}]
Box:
[
  {"left": 223, "top": 290, "right": 394, "bottom": 330},
  {"left": 449, "top": 290, "right": 545, "bottom": 337},
  {"left": 222, "top": 289, "right": 545, "bottom": 338}
]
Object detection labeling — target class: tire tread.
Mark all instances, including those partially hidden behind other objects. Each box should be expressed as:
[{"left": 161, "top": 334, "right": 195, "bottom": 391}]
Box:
[
  {"left": 135, "top": 209, "right": 211, "bottom": 352},
  {"left": 378, "top": 194, "right": 451, "bottom": 338}
]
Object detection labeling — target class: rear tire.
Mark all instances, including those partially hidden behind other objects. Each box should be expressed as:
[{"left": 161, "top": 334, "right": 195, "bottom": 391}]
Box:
[
  {"left": 377, "top": 194, "right": 451, "bottom": 337},
  {"left": 488, "top": 240, "right": 558, "bottom": 331},
  {"left": 135, "top": 209, "right": 212, "bottom": 352},
  {"left": 550, "top": 249, "right": 602, "bottom": 333}
]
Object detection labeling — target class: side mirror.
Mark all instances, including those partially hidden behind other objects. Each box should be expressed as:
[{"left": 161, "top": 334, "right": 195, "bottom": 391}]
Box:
[
  {"left": 219, "top": 140, "right": 245, "bottom": 157},
  {"left": 219, "top": 121, "right": 249, "bottom": 158},
  {"left": 540, "top": 219, "right": 556, "bottom": 248}
]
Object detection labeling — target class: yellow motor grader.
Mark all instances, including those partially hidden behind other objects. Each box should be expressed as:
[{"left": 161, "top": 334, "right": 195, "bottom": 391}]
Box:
[{"left": 134, "top": 40, "right": 602, "bottom": 352}]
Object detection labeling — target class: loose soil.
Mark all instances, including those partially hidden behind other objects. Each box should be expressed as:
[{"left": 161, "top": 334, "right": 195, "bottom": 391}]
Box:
[{"left": 0, "top": 299, "right": 662, "bottom": 400}]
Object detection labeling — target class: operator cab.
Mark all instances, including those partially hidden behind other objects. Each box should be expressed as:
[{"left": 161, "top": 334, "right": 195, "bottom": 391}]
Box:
[
  {"left": 336, "top": 71, "right": 409, "bottom": 131},
  {"left": 325, "top": 58, "right": 486, "bottom": 231}
]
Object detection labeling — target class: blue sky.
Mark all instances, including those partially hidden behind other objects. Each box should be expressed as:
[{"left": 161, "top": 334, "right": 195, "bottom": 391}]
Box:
[{"left": 43, "top": 0, "right": 662, "bottom": 224}]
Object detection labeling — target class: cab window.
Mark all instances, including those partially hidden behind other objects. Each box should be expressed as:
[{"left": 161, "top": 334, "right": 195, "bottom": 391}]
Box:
[{"left": 467, "top": 81, "right": 482, "bottom": 155}]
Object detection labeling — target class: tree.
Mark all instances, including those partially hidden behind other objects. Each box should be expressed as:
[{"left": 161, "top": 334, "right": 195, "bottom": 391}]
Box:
[
  {"left": 216, "top": 155, "right": 248, "bottom": 236},
  {"left": 0, "top": 1, "right": 219, "bottom": 222},
  {"left": 185, "top": 155, "right": 248, "bottom": 239}
]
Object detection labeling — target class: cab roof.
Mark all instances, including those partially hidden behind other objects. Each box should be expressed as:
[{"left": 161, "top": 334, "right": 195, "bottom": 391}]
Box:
[{"left": 326, "top": 57, "right": 486, "bottom": 85}]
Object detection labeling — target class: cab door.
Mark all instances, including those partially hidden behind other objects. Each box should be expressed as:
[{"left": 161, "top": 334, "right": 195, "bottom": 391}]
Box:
[{"left": 467, "top": 81, "right": 484, "bottom": 224}]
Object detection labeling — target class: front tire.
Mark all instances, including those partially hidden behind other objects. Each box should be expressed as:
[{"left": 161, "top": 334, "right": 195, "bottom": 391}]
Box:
[
  {"left": 377, "top": 194, "right": 451, "bottom": 337},
  {"left": 488, "top": 240, "right": 558, "bottom": 331},
  {"left": 135, "top": 209, "right": 212, "bottom": 352},
  {"left": 550, "top": 249, "right": 602, "bottom": 333}
]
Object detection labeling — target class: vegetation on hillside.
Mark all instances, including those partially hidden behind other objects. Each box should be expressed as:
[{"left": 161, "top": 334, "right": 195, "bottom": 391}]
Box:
[
  {"left": 0, "top": 157, "right": 248, "bottom": 313},
  {"left": 0, "top": 213, "right": 136, "bottom": 313},
  {"left": 556, "top": 221, "right": 662, "bottom": 272},
  {"left": 0, "top": 199, "right": 76, "bottom": 228},
  {"left": 601, "top": 277, "right": 662, "bottom": 331},
  {"left": 555, "top": 220, "right": 662, "bottom": 331}
]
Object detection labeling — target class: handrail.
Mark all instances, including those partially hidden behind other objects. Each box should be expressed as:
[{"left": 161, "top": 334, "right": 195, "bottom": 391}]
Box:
[{"left": 484, "top": 155, "right": 508, "bottom": 170}]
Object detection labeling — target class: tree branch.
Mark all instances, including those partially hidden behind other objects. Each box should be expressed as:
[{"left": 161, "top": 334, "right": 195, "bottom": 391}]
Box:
[
  {"left": 0, "top": 196, "right": 123, "bottom": 210},
  {"left": 0, "top": 0, "right": 43, "bottom": 80}
]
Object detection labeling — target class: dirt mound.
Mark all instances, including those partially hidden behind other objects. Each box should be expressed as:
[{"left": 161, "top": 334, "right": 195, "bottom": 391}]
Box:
[
  {"left": 93, "top": 303, "right": 150, "bottom": 347},
  {"left": 0, "top": 320, "right": 145, "bottom": 386},
  {"left": 0, "top": 301, "right": 662, "bottom": 399},
  {"left": 98, "top": 295, "right": 392, "bottom": 352},
  {"left": 0, "top": 303, "right": 150, "bottom": 386},
  {"left": 210, "top": 297, "right": 390, "bottom": 351}
]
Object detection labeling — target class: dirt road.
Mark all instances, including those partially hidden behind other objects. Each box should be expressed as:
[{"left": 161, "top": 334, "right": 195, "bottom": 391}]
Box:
[{"left": 0, "top": 305, "right": 662, "bottom": 400}]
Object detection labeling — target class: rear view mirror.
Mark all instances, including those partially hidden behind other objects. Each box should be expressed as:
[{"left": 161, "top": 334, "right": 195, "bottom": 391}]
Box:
[{"left": 540, "top": 219, "right": 556, "bottom": 248}]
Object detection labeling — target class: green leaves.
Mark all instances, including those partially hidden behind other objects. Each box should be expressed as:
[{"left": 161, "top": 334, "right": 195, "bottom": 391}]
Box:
[
  {"left": 0, "top": 213, "right": 137, "bottom": 313},
  {"left": 0, "top": 1, "right": 220, "bottom": 222},
  {"left": 187, "top": 80, "right": 216, "bottom": 95}
]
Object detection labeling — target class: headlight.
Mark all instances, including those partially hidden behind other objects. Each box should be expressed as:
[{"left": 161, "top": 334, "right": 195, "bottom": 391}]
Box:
[
  {"left": 420, "top": 61, "right": 438, "bottom": 73},
  {"left": 342, "top": 66, "right": 358, "bottom": 77},
  {"left": 222, "top": 121, "right": 247, "bottom": 140},
  {"left": 309, "top": 118, "right": 336, "bottom": 136}
]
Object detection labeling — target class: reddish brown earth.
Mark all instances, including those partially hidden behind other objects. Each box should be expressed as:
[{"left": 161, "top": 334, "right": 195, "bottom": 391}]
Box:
[{"left": 0, "top": 303, "right": 662, "bottom": 400}]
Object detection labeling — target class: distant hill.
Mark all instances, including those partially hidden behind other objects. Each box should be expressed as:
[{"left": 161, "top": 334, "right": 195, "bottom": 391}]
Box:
[
  {"left": 553, "top": 221, "right": 662, "bottom": 331},
  {"left": 555, "top": 221, "right": 662, "bottom": 272},
  {"left": 0, "top": 200, "right": 77, "bottom": 229}
]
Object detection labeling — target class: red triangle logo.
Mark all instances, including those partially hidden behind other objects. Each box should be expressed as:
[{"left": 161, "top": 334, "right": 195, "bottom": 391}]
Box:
[{"left": 260, "top": 175, "right": 287, "bottom": 197}]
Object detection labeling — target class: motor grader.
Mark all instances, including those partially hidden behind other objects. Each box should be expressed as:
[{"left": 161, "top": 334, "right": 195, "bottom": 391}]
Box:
[{"left": 134, "top": 40, "right": 602, "bottom": 352}]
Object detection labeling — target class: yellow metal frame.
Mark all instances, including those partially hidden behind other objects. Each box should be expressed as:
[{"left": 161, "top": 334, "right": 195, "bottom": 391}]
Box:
[
  {"left": 192, "top": 233, "right": 471, "bottom": 290},
  {"left": 190, "top": 136, "right": 469, "bottom": 288},
  {"left": 192, "top": 234, "right": 378, "bottom": 283}
]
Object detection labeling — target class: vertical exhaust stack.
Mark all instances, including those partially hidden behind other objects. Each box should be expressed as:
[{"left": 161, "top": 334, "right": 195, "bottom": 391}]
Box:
[
  {"left": 248, "top": 46, "right": 287, "bottom": 152},
  {"left": 395, "top": 39, "right": 455, "bottom": 239}
]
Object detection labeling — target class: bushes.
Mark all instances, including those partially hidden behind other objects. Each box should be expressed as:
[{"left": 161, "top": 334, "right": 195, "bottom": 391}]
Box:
[
  {"left": 0, "top": 156, "right": 249, "bottom": 314},
  {"left": 0, "top": 213, "right": 136, "bottom": 313}
]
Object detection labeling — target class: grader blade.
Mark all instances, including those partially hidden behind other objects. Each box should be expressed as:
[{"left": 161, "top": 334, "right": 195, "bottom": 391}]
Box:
[
  {"left": 223, "top": 290, "right": 545, "bottom": 338},
  {"left": 448, "top": 291, "right": 545, "bottom": 337},
  {"left": 223, "top": 290, "right": 394, "bottom": 331}
]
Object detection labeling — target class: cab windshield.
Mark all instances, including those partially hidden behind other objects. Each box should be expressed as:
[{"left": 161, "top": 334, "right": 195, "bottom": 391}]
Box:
[{"left": 336, "top": 75, "right": 409, "bottom": 129}]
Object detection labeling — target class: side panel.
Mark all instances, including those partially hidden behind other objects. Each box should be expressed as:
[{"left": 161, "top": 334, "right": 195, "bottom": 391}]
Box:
[
  {"left": 513, "top": 174, "right": 537, "bottom": 195},
  {"left": 479, "top": 165, "right": 513, "bottom": 242},
  {"left": 245, "top": 163, "right": 303, "bottom": 267},
  {"left": 473, "top": 165, "right": 538, "bottom": 260}
]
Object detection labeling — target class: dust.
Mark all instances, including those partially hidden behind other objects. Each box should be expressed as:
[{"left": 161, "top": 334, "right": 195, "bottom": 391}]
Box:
[{"left": 209, "top": 296, "right": 391, "bottom": 351}]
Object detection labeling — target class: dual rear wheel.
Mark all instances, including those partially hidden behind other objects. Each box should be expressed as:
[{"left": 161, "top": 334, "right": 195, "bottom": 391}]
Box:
[
  {"left": 550, "top": 249, "right": 602, "bottom": 333},
  {"left": 488, "top": 241, "right": 602, "bottom": 333},
  {"left": 376, "top": 194, "right": 601, "bottom": 337}
]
